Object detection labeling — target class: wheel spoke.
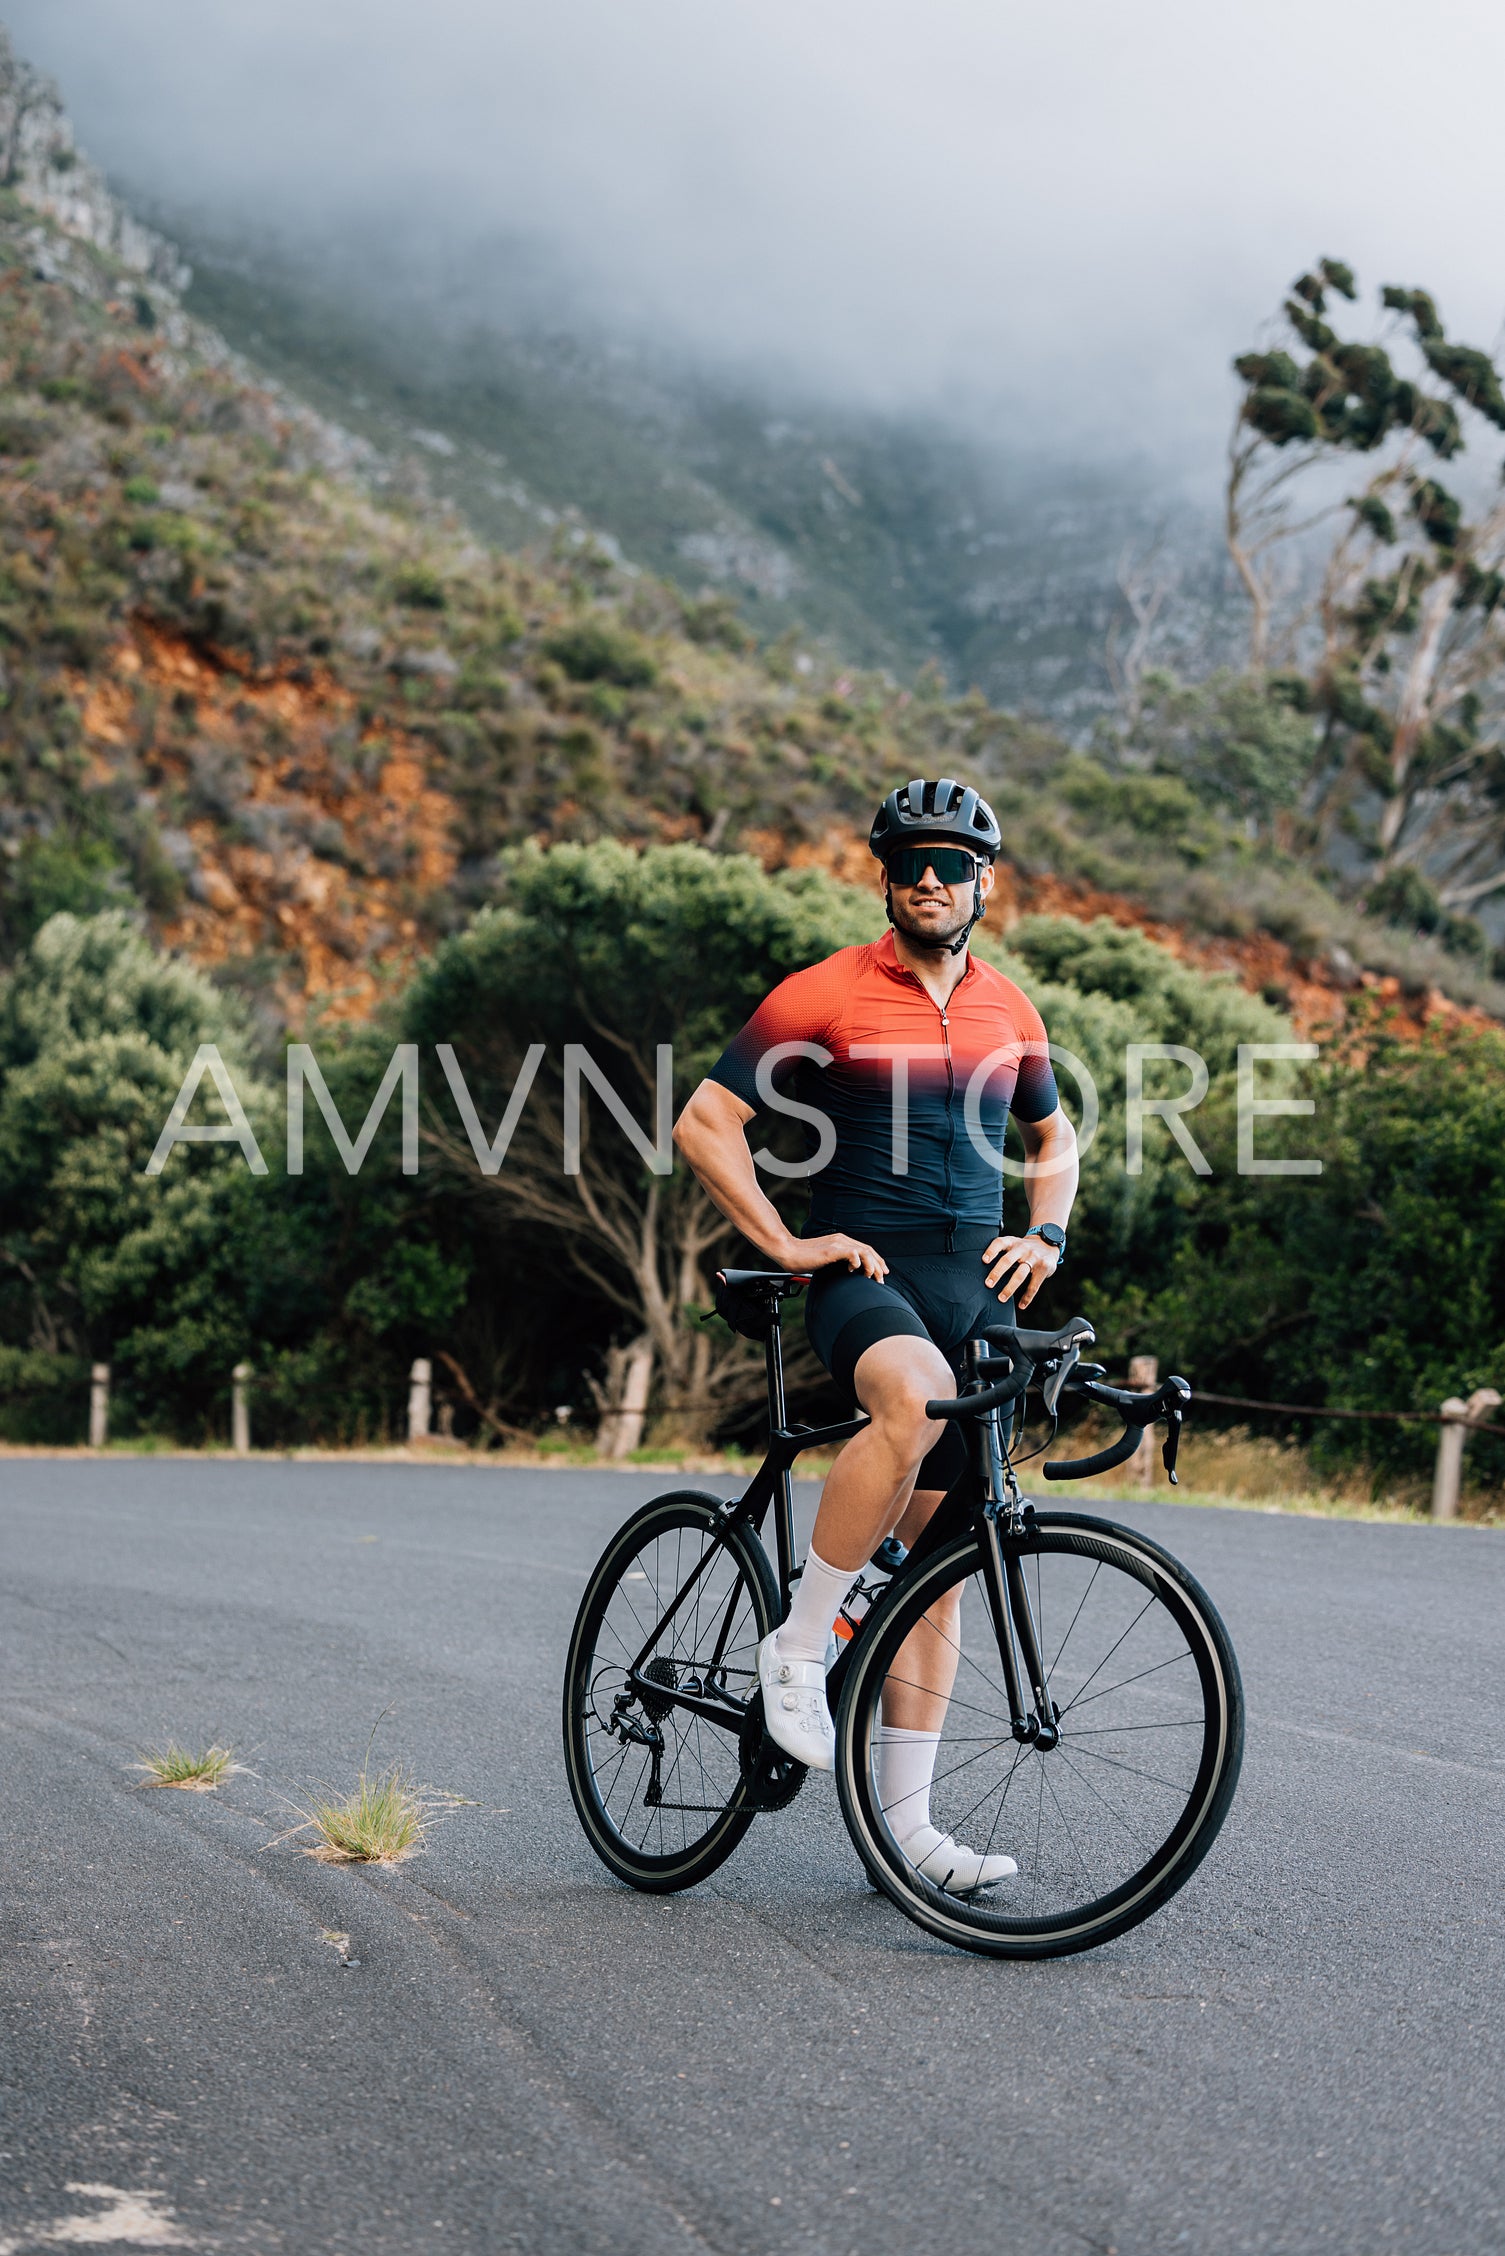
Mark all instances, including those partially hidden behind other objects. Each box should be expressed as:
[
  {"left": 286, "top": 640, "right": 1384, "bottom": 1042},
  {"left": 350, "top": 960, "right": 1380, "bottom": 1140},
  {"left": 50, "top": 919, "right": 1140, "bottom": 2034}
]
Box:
[
  {"left": 1062, "top": 1649, "right": 1197, "bottom": 1714},
  {"left": 1052, "top": 1745, "right": 1158, "bottom": 1854},
  {"left": 1055, "top": 1593, "right": 1159, "bottom": 1715},
  {"left": 1046, "top": 1558, "right": 1101, "bottom": 1677},
  {"left": 1057, "top": 1740, "right": 1192, "bottom": 1794}
]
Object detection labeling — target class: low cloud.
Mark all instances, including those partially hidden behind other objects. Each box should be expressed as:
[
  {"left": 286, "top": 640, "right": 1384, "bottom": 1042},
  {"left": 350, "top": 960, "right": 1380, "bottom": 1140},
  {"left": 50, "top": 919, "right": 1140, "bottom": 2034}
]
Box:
[{"left": 7, "top": 0, "right": 1505, "bottom": 474}]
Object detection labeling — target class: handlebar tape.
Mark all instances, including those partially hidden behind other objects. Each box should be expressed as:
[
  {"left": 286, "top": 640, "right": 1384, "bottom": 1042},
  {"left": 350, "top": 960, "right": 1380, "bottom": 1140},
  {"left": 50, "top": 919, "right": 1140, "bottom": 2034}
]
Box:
[
  {"left": 1076, "top": 1374, "right": 1191, "bottom": 1426},
  {"left": 924, "top": 1366, "right": 1032, "bottom": 1421},
  {"left": 1042, "top": 1423, "right": 1142, "bottom": 1482}
]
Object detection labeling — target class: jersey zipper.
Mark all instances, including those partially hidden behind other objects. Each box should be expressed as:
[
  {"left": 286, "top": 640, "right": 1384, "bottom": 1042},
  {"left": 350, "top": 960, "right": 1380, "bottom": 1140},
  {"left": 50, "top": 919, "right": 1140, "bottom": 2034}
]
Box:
[
  {"left": 897, "top": 964, "right": 958, "bottom": 1244},
  {"left": 939, "top": 1004, "right": 956, "bottom": 1245}
]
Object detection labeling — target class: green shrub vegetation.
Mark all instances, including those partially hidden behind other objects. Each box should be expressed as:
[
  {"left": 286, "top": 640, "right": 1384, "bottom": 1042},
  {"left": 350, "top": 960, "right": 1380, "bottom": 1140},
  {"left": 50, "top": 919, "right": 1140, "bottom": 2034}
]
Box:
[
  {"left": 0, "top": 872, "right": 1496, "bottom": 1490},
  {"left": 1120, "top": 1011, "right": 1505, "bottom": 1487},
  {"left": 0, "top": 912, "right": 268, "bottom": 1441}
]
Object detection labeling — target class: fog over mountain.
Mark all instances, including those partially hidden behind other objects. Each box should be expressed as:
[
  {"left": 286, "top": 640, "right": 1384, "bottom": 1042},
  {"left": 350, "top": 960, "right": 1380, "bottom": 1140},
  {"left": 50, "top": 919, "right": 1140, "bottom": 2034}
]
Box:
[
  {"left": 10, "top": 0, "right": 1505, "bottom": 475},
  {"left": 6, "top": 3, "right": 1503, "bottom": 719}
]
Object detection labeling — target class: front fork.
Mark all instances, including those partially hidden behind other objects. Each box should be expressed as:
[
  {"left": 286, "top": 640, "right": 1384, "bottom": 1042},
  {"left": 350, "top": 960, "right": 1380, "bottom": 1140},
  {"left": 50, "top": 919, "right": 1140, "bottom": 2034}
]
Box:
[{"left": 977, "top": 1404, "right": 1060, "bottom": 1750}]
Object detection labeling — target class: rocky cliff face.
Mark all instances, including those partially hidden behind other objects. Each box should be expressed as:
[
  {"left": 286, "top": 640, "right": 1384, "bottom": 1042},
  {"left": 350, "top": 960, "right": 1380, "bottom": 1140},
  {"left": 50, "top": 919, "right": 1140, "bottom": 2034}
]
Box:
[{"left": 0, "top": 28, "right": 187, "bottom": 291}]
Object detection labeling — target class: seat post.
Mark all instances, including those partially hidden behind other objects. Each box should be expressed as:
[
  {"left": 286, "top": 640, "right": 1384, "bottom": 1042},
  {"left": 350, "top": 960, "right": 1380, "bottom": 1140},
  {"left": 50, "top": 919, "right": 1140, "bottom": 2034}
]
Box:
[
  {"left": 764, "top": 1310, "right": 788, "bottom": 1434},
  {"left": 765, "top": 1300, "right": 798, "bottom": 1603}
]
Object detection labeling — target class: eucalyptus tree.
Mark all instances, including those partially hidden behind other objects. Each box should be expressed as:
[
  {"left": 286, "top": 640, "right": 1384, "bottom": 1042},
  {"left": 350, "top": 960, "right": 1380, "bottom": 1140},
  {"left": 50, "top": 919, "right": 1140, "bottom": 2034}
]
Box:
[
  {"left": 1228, "top": 261, "right": 1505, "bottom": 910},
  {"left": 404, "top": 841, "right": 880, "bottom": 1449}
]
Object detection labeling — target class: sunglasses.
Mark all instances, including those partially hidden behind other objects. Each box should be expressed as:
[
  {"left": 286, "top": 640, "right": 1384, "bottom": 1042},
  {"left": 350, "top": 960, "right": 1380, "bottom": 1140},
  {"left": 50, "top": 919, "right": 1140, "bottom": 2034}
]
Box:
[{"left": 884, "top": 846, "right": 981, "bottom": 887}]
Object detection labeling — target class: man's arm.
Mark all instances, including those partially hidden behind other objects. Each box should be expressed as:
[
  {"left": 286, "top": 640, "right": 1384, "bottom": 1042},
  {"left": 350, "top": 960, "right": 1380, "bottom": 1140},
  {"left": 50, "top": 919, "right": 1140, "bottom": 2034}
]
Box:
[
  {"left": 981, "top": 1105, "right": 1080, "bottom": 1313},
  {"left": 673, "top": 1080, "right": 888, "bottom": 1278}
]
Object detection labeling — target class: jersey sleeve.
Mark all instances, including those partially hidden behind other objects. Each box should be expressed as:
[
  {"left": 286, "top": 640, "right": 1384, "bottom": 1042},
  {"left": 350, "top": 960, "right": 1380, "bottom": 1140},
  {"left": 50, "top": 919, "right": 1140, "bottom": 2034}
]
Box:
[
  {"left": 1008, "top": 989, "right": 1060, "bottom": 1123},
  {"left": 706, "top": 957, "right": 842, "bottom": 1112}
]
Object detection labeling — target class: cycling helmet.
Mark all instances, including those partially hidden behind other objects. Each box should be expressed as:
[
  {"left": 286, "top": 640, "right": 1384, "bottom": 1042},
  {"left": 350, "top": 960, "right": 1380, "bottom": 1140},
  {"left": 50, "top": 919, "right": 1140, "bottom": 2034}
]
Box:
[{"left": 869, "top": 777, "right": 1002, "bottom": 862}]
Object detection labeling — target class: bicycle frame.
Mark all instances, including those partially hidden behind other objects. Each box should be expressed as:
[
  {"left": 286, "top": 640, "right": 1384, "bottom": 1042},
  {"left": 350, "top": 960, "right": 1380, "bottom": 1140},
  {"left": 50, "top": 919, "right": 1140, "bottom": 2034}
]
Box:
[{"left": 623, "top": 1317, "right": 1061, "bottom": 1754}]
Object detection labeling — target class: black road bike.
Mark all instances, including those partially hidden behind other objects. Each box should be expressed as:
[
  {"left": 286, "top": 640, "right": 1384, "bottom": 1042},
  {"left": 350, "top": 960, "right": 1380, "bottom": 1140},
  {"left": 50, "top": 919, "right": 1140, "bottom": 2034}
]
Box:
[{"left": 563, "top": 1271, "right": 1244, "bottom": 1959}]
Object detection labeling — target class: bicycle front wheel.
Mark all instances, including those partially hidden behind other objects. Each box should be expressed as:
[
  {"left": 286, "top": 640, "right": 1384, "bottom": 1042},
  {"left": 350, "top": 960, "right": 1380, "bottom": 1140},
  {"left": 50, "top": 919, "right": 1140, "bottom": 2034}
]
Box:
[
  {"left": 835, "top": 1514, "right": 1243, "bottom": 1958},
  {"left": 563, "top": 1489, "right": 780, "bottom": 1893}
]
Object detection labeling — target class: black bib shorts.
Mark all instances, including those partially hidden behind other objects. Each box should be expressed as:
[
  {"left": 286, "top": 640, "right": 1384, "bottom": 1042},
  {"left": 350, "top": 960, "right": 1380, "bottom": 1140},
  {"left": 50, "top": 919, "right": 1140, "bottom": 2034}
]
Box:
[{"left": 805, "top": 1226, "right": 1017, "bottom": 1494}]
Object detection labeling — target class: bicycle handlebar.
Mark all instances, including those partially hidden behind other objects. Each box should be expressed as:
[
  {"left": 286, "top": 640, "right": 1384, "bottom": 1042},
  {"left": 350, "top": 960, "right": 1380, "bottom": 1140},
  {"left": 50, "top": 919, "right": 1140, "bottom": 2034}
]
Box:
[
  {"left": 1041, "top": 1423, "right": 1143, "bottom": 1481},
  {"left": 923, "top": 1363, "right": 1031, "bottom": 1421},
  {"left": 1044, "top": 1374, "right": 1191, "bottom": 1482},
  {"left": 924, "top": 1346, "right": 1191, "bottom": 1487}
]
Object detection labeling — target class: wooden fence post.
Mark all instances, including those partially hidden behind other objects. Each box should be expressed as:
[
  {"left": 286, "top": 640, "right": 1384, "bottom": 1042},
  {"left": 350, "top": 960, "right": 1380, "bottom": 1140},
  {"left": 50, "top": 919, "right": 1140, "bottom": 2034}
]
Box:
[
  {"left": 232, "top": 1363, "right": 252, "bottom": 1457},
  {"left": 89, "top": 1363, "right": 110, "bottom": 1450},
  {"left": 1432, "top": 1388, "right": 1502, "bottom": 1521},
  {"left": 408, "top": 1358, "right": 432, "bottom": 1443},
  {"left": 1126, "top": 1355, "right": 1158, "bottom": 1488}
]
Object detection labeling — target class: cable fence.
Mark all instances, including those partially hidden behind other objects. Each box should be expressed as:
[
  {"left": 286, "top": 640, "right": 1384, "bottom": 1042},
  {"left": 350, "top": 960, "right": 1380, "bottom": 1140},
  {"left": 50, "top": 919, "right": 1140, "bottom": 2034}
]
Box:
[{"left": 5, "top": 1354, "right": 1500, "bottom": 1518}]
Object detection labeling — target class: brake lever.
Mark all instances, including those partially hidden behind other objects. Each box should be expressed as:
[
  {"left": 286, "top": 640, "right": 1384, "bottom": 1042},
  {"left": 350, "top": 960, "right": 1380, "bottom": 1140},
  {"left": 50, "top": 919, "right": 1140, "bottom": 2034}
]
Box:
[
  {"left": 1040, "top": 1340, "right": 1082, "bottom": 1421},
  {"left": 1161, "top": 1375, "right": 1191, "bottom": 1485}
]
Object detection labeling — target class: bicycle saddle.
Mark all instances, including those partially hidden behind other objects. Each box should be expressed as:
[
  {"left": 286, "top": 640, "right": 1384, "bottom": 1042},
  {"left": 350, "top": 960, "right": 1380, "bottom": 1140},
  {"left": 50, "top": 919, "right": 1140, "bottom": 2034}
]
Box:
[
  {"left": 712, "top": 1268, "right": 811, "bottom": 1340},
  {"left": 981, "top": 1317, "right": 1096, "bottom": 1359}
]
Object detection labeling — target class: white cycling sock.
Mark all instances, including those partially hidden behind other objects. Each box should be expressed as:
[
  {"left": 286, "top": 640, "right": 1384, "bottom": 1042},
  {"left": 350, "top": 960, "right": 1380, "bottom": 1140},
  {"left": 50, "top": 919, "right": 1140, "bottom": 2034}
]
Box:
[
  {"left": 777, "top": 1546, "right": 857, "bottom": 1665},
  {"left": 874, "top": 1723, "right": 941, "bottom": 1841}
]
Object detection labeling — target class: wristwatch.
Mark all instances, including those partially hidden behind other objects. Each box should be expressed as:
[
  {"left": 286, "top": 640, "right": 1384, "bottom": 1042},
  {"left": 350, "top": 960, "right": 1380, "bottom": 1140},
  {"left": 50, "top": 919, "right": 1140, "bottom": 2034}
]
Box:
[{"left": 1025, "top": 1223, "right": 1067, "bottom": 1266}]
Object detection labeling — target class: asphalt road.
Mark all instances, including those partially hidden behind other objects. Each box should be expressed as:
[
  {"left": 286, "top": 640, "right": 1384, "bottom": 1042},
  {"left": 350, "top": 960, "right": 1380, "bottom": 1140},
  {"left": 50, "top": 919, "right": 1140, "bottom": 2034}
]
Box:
[{"left": 1, "top": 1460, "right": 1502, "bottom": 2256}]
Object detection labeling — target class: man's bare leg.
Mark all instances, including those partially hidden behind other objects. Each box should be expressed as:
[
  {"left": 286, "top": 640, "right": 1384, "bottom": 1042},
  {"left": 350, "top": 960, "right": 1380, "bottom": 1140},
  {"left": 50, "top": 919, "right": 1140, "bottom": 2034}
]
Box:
[
  {"left": 798, "top": 1338, "right": 963, "bottom": 1731},
  {"left": 808, "top": 1335, "right": 954, "bottom": 1570},
  {"left": 881, "top": 1486, "right": 962, "bottom": 1732}
]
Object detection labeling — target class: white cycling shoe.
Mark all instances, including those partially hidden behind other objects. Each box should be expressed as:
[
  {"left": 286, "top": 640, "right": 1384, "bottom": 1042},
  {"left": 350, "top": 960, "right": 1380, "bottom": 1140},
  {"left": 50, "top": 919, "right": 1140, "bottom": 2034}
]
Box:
[
  {"left": 756, "top": 1632, "right": 835, "bottom": 1772},
  {"left": 897, "top": 1823, "right": 1017, "bottom": 1894}
]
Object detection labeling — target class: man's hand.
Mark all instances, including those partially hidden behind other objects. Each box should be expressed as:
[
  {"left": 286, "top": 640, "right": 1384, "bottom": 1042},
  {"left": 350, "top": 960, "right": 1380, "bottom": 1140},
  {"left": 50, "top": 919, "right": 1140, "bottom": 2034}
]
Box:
[
  {"left": 982, "top": 1231, "right": 1058, "bottom": 1311},
  {"left": 790, "top": 1233, "right": 888, "bottom": 1280}
]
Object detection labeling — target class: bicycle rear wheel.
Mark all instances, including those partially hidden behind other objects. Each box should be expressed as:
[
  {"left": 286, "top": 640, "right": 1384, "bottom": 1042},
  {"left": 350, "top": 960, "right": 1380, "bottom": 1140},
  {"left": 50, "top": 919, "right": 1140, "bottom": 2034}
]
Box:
[
  {"left": 564, "top": 1489, "right": 781, "bottom": 1892},
  {"left": 835, "top": 1513, "right": 1243, "bottom": 1958}
]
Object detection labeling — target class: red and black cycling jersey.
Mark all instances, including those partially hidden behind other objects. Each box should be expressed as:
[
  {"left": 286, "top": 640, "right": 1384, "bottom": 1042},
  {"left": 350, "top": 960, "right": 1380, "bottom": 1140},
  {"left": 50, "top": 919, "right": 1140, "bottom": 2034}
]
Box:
[{"left": 708, "top": 929, "right": 1059, "bottom": 1238}]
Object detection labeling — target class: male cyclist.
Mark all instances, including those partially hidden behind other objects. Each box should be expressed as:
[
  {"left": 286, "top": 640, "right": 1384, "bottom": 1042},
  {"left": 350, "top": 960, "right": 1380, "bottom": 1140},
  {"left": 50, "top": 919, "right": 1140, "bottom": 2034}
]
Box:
[{"left": 674, "top": 779, "right": 1078, "bottom": 1890}]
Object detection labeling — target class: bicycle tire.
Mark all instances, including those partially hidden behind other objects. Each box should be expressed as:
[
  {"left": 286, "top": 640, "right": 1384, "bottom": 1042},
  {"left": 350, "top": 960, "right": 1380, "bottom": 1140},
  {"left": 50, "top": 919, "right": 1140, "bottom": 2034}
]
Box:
[
  {"left": 835, "top": 1513, "right": 1243, "bottom": 1958},
  {"left": 563, "top": 1489, "right": 781, "bottom": 1893}
]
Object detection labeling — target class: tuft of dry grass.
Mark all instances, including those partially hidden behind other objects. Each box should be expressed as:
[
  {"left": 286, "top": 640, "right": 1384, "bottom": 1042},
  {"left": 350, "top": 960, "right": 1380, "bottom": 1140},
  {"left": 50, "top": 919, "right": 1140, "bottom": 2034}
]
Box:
[
  {"left": 293, "top": 1764, "right": 431, "bottom": 1864},
  {"left": 134, "top": 1741, "right": 240, "bottom": 1791}
]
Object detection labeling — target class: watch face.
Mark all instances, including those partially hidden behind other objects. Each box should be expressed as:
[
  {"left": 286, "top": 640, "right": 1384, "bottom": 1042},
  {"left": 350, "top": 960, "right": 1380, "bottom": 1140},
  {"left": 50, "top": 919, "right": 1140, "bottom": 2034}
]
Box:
[{"left": 1034, "top": 1224, "right": 1066, "bottom": 1248}]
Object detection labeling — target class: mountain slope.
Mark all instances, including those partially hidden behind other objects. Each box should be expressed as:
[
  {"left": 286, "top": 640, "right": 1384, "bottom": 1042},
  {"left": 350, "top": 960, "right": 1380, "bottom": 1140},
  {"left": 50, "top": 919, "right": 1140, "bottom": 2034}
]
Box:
[
  {"left": 178, "top": 228, "right": 1239, "bottom": 728},
  {"left": 1, "top": 27, "right": 1501, "bottom": 1035}
]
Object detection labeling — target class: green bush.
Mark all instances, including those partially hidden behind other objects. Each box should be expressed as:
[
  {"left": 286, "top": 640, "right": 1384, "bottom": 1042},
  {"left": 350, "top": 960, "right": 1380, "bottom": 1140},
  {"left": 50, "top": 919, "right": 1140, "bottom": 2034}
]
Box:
[
  {"left": 1365, "top": 866, "right": 1487, "bottom": 960},
  {"left": 0, "top": 874, "right": 1493, "bottom": 1472},
  {"left": 542, "top": 618, "right": 657, "bottom": 687},
  {"left": 977, "top": 915, "right": 1289, "bottom": 1335},
  {"left": 1120, "top": 1014, "right": 1505, "bottom": 1483},
  {"left": 394, "top": 565, "right": 447, "bottom": 610},
  {"left": 1114, "top": 671, "right": 1318, "bottom": 831},
  {"left": 0, "top": 912, "right": 271, "bottom": 1439},
  {"left": 3, "top": 833, "right": 124, "bottom": 945}
]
